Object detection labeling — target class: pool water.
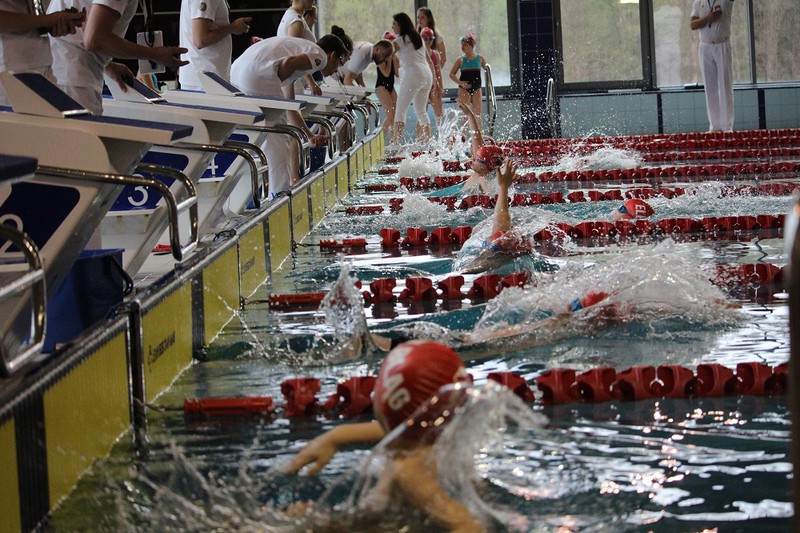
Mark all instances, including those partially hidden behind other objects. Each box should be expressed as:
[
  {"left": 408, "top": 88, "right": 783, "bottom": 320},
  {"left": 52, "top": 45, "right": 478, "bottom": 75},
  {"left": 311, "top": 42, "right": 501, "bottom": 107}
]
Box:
[{"left": 44, "top": 146, "right": 794, "bottom": 532}]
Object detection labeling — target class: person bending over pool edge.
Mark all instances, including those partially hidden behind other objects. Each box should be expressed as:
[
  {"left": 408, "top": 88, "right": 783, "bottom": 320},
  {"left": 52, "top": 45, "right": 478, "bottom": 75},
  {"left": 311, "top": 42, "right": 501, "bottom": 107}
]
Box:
[{"left": 284, "top": 340, "right": 485, "bottom": 533}]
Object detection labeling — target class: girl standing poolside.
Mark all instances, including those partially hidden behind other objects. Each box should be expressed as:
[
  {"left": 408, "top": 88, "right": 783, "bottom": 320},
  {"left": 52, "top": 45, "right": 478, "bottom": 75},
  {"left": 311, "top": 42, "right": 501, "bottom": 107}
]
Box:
[
  {"left": 421, "top": 27, "right": 444, "bottom": 128},
  {"left": 374, "top": 31, "right": 399, "bottom": 140},
  {"left": 449, "top": 34, "right": 487, "bottom": 131}
]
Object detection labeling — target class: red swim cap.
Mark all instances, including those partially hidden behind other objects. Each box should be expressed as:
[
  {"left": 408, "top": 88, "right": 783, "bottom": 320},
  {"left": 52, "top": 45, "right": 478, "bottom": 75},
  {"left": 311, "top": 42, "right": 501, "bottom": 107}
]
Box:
[
  {"left": 382, "top": 31, "right": 396, "bottom": 41},
  {"left": 420, "top": 27, "right": 434, "bottom": 40},
  {"left": 618, "top": 198, "right": 654, "bottom": 219},
  {"left": 581, "top": 291, "right": 609, "bottom": 308},
  {"left": 473, "top": 145, "right": 505, "bottom": 171},
  {"left": 461, "top": 34, "right": 476, "bottom": 47},
  {"left": 373, "top": 341, "right": 469, "bottom": 432}
]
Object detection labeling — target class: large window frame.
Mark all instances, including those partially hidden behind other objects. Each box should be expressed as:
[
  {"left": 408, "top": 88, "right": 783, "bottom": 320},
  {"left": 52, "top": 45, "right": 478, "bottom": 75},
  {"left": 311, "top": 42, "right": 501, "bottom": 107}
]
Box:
[{"left": 554, "top": 0, "right": 798, "bottom": 95}]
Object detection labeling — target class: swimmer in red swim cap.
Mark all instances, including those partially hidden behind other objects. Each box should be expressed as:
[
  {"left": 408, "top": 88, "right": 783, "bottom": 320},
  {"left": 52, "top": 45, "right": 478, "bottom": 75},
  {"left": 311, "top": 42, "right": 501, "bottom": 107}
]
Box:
[
  {"left": 613, "top": 198, "right": 654, "bottom": 221},
  {"left": 455, "top": 98, "right": 507, "bottom": 193},
  {"left": 285, "top": 341, "right": 483, "bottom": 531}
]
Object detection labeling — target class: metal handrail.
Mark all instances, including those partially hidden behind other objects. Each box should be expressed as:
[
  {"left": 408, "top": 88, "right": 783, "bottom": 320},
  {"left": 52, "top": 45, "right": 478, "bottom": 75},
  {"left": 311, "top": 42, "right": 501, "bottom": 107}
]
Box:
[
  {"left": 546, "top": 77, "right": 559, "bottom": 137},
  {"left": 37, "top": 165, "right": 199, "bottom": 262},
  {"left": 348, "top": 102, "right": 371, "bottom": 136},
  {"left": 133, "top": 164, "right": 198, "bottom": 261},
  {"left": 484, "top": 64, "right": 498, "bottom": 138},
  {"left": 305, "top": 115, "right": 338, "bottom": 159},
  {"left": 237, "top": 124, "right": 312, "bottom": 177},
  {"left": 358, "top": 98, "right": 380, "bottom": 129},
  {"left": 171, "top": 141, "right": 269, "bottom": 209},
  {"left": 321, "top": 109, "right": 357, "bottom": 148},
  {"left": 0, "top": 225, "right": 46, "bottom": 375}
]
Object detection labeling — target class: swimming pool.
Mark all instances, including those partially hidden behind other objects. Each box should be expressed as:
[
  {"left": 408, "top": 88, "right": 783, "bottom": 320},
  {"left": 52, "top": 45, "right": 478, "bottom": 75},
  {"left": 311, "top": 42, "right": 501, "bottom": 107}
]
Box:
[{"left": 45, "top": 131, "right": 794, "bottom": 532}]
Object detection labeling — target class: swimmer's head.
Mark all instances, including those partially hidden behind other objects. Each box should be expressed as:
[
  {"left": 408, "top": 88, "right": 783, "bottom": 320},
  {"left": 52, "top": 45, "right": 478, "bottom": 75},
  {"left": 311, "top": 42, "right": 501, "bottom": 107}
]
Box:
[
  {"left": 461, "top": 34, "right": 476, "bottom": 48},
  {"left": 472, "top": 145, "right": 505, "bottom": 175},
  {"left": 373, "top": 341, "right": 469, "bottom": 432},
  {"left": 615, "top": 198, "right": 654, "bottom": 220},
  {"left": 382, "top": 31, "right": 396, "bottom": 41},
  {"left": 420, "top": 27, "right": 434, "bottom": 42},
  {"left": 570, "top": 291, "right": 610, "bottom": 312}
]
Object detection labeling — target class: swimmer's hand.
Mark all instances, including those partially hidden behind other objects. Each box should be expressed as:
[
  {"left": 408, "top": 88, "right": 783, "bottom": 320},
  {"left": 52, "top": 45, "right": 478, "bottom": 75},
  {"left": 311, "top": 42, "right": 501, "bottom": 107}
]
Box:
[
  {"left": 497, "top": 159, "right": 517, "bottom": 190},
  {"left": 309, "top": 134, "right": 329, "bottom": 149},
  {"left": 457, "top": 98, "right": 473, "bottom": 115},
  {"left": 284, "top": 433, "right": 338, "bottom": 475},
  {"left": 283, "top": 421, "right": 385, "bottom": 475}
]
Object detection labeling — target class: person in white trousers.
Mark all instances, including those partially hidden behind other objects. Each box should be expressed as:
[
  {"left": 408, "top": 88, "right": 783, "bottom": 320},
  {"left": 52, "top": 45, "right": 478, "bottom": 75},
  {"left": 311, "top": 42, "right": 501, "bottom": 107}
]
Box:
[
  {"left": 390, "top": 12, "right": 434, "bottom": 146},
  {"left": 230, "top": 34, "right": 346, "bottom": 198},
  {"left": 690, "top": 0, "right": 735, "bottom": 132}
]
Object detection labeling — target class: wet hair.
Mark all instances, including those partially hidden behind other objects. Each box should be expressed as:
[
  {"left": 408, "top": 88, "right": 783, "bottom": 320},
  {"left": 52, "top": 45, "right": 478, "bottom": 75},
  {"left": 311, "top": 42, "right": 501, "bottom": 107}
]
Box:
[
  {"left": 330, "top": 25, "right": 353, "bottom": 53},
  {"left": 316, "top": 34, "right": 348, "bottom": 59},
  {"left": 393, "top": 12, "right": 422, "bottom": 50}
]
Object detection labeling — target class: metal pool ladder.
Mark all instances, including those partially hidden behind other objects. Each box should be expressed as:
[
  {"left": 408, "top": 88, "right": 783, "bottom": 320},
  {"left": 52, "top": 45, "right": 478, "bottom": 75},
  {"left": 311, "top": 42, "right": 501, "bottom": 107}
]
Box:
[
  {"left": 484, "top": 64, "right": 497, "bottom": 138},
  {"left": 546, "top": 77, "right": 559, "bottom": 137}
]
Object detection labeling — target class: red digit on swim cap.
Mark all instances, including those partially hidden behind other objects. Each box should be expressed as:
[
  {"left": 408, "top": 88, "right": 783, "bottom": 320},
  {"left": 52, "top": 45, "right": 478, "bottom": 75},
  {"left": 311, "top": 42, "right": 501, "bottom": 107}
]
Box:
[
  {"left": 474, "top": 145, "right": 505, "bottom": 170},
  {"left": 373, "top": 341, "right": 469, "bottom": 431}
]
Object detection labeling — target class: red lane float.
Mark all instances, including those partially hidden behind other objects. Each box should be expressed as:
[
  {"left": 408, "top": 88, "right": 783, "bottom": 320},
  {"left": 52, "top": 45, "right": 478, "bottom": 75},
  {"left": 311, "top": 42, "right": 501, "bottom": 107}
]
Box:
[
  {"left": 183, "top": 361, "right": 788, "bottom": 420},
  {"left": 183, "top": 397, "right": 275, "bottom": 416},
  {"left": 269, "top": 292, "right": 327, "bottom": 308},
  {"left": 281, "top": 378, "right": 322, "bottom": 417},
  {"left": 319, "top": 238, "right": 368, "bottom": 250}
]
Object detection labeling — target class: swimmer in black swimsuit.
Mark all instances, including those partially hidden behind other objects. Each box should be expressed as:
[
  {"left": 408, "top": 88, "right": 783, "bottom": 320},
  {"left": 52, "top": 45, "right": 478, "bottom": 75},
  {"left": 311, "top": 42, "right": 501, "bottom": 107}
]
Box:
[
  {"left": 375, "top": 31, "right": 399, "bottom": 138},
  {"left": 449, "top": 34, "right": 487, "bottom": 130}
]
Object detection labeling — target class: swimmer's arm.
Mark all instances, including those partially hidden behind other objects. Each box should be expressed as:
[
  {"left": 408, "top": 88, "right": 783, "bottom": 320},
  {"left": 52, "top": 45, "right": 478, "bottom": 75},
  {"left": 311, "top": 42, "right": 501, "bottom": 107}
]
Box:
[
  {"left": 393, "top": 454, "right": 484, "bottom": 533},
  {"left": 284, "top": 421, "right": 385, "bottom": 475},
  {"left": 448, "top": 57, "right": 462, "bottom": 85},
  {"left": 457, "top": 98, "right": 484, "bottom": 150}
]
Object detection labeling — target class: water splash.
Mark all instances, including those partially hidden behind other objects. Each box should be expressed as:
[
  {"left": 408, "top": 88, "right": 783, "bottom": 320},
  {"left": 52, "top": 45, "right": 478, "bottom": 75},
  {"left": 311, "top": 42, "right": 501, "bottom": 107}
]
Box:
[
  {"left": 296, "top": 382, "right": 555, "bottom": 531},
  {"left": 552, "top": 146, "right": 644, "bottom": 172},
  {"left": 473, "top": 239, "right": 741, "bottom": 342}
]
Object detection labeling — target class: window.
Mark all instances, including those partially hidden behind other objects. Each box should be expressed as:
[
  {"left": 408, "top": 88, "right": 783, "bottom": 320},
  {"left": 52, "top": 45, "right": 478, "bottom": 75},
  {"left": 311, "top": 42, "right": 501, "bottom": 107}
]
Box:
[
  {"left": 652, "top": 0, "right": 750, "bottom": 87},
  {"left": 318, "top": 2, "right": 415, "bottom": 87},
  {"left": 752, "top": 3, "right": 800, "bottom": 82},
  {"left": 559, "top": 0, "right": 644, "bottom": 85},
  {"left": 424, "top": 0, "right": 513, "bottom": 88}
]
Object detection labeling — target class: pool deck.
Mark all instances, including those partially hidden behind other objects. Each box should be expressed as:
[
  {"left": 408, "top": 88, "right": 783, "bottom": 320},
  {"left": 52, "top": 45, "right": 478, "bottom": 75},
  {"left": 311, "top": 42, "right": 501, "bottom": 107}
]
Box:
[{"left": 0, "top": 131, "right": 384, "bottom": 533}]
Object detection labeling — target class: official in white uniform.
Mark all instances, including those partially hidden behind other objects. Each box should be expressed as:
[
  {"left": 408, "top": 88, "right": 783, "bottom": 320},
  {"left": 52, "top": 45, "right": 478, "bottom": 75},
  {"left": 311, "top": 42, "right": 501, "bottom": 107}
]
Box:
[
  {"left": 48, "top": 0, "right": 186, "bottom": 115},
  {"left": 230, "top": 34, "right": 347, "bottom": 197},
  {"left": 178, "top": 0, "right": 251, "bottom": 91},
  {"left": 690, "top": 0, "right": 736, "bottom": 132},
  {"left": 338, "top": 40, "right": 393, "bottom": 87},
  {"left": 0, "top": 0, "right": 84, "bottom": 105}
]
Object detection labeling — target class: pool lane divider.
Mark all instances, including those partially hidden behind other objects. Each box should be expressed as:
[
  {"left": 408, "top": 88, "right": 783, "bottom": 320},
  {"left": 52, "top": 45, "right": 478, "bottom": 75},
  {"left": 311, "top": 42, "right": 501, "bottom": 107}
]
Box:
[
  {"left": 0, "top": 132, "right": 384, "bottom": 532},
  {"left": 176, "top": 361, "right": 788, "bottom": 422},
  {"left": 266, "top": 262, "right": 785, "bottom": 317}
]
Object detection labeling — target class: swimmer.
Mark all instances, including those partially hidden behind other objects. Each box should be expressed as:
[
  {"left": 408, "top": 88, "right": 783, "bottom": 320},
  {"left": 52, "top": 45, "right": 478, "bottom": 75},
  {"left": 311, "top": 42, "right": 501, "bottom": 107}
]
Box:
[
  {"left": 459, "top": 159, "right": 535, "bottom": 274},
  {"left": 285, "top": 340, "right": 484, "bottom": 532},
  {"left": 612, "top": 198, "right": 654, "bottom": 222},
  {"left": 427, "top": 98, "right": 505, "bottom": 198}
]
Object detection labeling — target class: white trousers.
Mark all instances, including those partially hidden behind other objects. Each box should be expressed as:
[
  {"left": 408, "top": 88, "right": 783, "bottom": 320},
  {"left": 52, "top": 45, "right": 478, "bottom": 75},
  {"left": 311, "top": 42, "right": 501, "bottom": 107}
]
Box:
[
  {"left": 395, "top": 62, "right": 432, "bottom": 127},
  {"left": 699, "top": 41, "right": 734, "bottom": 132}
]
